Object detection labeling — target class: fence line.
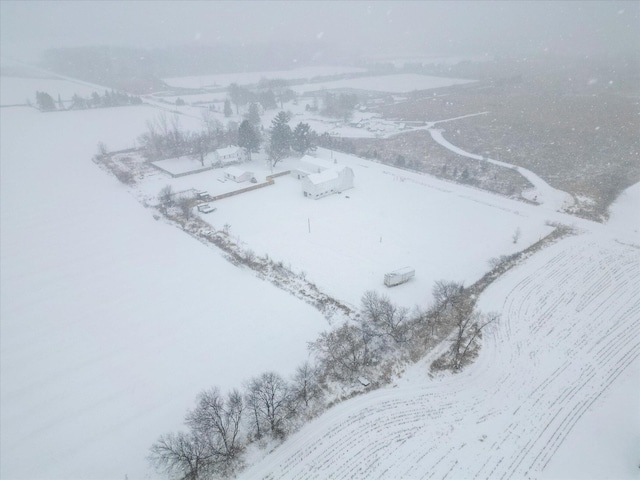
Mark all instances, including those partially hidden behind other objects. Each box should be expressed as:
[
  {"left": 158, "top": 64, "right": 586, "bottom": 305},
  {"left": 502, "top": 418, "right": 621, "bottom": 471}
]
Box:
[
  {"left": 149, "top": 162, "right": 215, "bottom": 178},
  {"left": 209, "top": 170, "right": 291, "bottom": 202}
]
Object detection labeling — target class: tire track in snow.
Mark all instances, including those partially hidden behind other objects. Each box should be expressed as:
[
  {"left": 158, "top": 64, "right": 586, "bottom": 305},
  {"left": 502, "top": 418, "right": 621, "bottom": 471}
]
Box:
[
  {"left": 428, "top": 128, "right": 575, "bottom": 212},
  {"left": 242, "top": 235, "right": 640, "bottom": 479}
]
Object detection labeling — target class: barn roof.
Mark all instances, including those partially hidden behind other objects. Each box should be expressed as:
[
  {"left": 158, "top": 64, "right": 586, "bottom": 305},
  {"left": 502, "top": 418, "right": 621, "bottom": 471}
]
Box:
[
  {"left": 216, "top": 146, "right": 240, "bottom": 156},
  {"left": 306, "top": 169, "right": 339, "bottom": 185},
  {"left": 298, "top": 156, "right": 334, "bottom": 172},
  {"left": 224, "top": 166, "right": 250, "bottom": 177}
]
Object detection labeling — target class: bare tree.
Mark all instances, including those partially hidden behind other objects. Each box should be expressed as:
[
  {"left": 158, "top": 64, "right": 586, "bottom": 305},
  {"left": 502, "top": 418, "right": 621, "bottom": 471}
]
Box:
[
  {"left": 291, "top": 361, "right": 324, "bottom": 412},
  {"left": 417, "top": 280, "right": 467, "bottom": 339},
  {"left": 450, "top": 311, "right": 498, "bottom": 370},
  {"left": 158, "top": 185, "right": 174, "bottom": 208},
  {"left": 201, "top": 109, "right": 221, "bottom": 136},
  {"left": 431, "top": 280, "right": 465, "bottom": 313},
  {"left": 430, "top": 306, "right": 498, "bottom": 374},
  {"left": 189, "top": 131, "right": 214, "bottom": 166},
  {"left": 245, "top": 372, "right": 294, "bottom": 440},
  {"left": 138, "top": 112, "right": 188, "bottom": 160},
  {"left": 149, "top": 431, "right": 212, "bottom": 480},
  {"left": 310, "top": 322, "right": 379, "bottom": 383},
  {"left": 360, "top": 291, "right": 411, "bottom": 344},
  {"left": 176, "top": 196, "right": 193, "bottom": 220},
  {"left": 185, "top": 388, "right": 244, "bottom": 477}
]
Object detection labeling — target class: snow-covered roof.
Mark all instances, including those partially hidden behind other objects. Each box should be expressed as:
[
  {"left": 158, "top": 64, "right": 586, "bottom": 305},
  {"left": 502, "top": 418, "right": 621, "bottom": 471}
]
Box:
[
  {"left": 388, "top": 266, "right": 415, "bottom": 276},
  {"left": 306, "top": 169, "right": 339, "bottom": 185},
  {"left": 224, "top": 166, "right": 251, "bottom": 177},
  {"left": 298, "top": 156, "right": 335, "bottom": 172},
  {"left": 216, "top": 146, "right": 240, "bottom": 156}
]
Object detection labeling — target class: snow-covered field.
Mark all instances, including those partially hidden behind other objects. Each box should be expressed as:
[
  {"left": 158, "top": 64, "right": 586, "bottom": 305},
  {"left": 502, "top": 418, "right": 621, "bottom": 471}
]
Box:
[
  {"left": 0, "top": 103, "right": 327, "bottom": 479},
  {"left": 0, "top": 75, "right": 109, "bottom": 105},
  {"left": 291, "top": 73, "right": 475, "bottom": 94},
  {"left": 2, "top": 70, "right": 638, "bottom": 480},
  {"left": 363, "top": 53, "right": 491, "bottom": 69},
  {"left": 243, "top": 233, "right": 640, "bottom": 479},
  {"left": 163, "top": 65, "right": 367, "bottom": 89}
]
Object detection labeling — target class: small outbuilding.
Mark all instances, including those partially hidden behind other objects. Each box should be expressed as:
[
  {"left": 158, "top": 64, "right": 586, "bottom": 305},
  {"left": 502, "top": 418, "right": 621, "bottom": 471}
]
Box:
[{"left": 224, "top": 166, "right": 254, "bottom": 183}]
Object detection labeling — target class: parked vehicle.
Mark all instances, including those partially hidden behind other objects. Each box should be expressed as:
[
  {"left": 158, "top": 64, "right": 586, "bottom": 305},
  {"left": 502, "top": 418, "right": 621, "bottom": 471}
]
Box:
[
  {"left": 197, "top": 203, "right": 216, "bottom": 214},
  {"left": 196, "top": 190, "right": 212, "bottom": 201},
  {"left": 384, "top": 267, "right": 415, "bottom": 287}
]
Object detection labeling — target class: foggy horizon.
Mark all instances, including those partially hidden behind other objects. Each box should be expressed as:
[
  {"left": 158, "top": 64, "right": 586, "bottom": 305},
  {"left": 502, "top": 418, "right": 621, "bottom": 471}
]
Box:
[{"left": 2, "top": 0, "right": 639, "bottom": 66}]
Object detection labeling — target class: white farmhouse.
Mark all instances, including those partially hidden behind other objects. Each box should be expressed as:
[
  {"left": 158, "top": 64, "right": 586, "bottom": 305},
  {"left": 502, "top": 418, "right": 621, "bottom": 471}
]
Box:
[
  {"left": 302, "top": 165, "right": 354, "bottom": 199},
  {"left": 224, "top": 166, "right": 254, "bottom": 183},
  {"left": 214, "top": 146, "right": 246, "bottom": 165}
]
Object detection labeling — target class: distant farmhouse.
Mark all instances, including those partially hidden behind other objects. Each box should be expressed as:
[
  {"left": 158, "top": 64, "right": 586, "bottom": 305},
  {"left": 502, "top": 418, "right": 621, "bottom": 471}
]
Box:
[
  {"left": 213, "top": 146, "right": 246, "bottom": 166},
  {"left": 224, "top": 166, "right": 254, "bottom": 183},
  {"left": 292, "top": 155, "right": 354, "bottom": 199}
]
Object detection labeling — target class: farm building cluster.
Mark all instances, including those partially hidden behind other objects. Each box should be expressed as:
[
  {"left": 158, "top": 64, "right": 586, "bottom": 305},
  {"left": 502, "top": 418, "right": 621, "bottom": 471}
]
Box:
[
  {"left": 149, "top": 147, "right": 355, "bottom": 203},
  {"left": 292, "top": 156, "right": 354, "bottom": 199}
]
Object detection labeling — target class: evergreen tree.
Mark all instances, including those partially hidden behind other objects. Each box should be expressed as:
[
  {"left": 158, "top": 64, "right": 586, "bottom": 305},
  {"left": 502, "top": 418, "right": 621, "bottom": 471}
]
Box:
[
  {"left": 57, "top": 94, "right": 64, "bottom": 110},
  {"left": 257, "top": 89, "right": 277, "bottom": 110},
  {"left": 70, "top": 93, "right": 86, "bottom": 109},
  {"left": 91, "top": 91, "right": 101, "bottom": 108},
  {"left": 321, "top": 92, "right": 358, "bottom": 119},
  {"left": 268, "top": 111, "right": 292, "bottom": 166},
  {"left": 228, "top": 83, "right": 254, "bottom": 114},
  {"left": 224, "top": 99, "right": 233, "bottom": 117},
  {"left": 228, "top": 83, "right": 241, "bottom": 114},
  {"left": 35, "top": 91, "right": 56, "bottom": 111},
  {"left": 238, "top": 120, "right": 260, "bottom": 161},
  {"left": 246, "top": 103, "right": 261, "bottom": 126},
  {"left": 291, "top": 122, "right": 317, "bottom": 155}
]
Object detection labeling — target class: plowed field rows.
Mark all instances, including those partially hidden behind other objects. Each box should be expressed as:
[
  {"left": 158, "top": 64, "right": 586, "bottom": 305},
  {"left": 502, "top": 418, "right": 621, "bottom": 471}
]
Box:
[{"left": 244, "top": 235, "right": 640, "bottom": 479}]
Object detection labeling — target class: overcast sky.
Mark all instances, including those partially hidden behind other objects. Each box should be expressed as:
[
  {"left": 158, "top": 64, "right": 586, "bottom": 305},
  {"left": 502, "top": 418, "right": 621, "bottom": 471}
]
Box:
[{"left": 1, "top": 0, "right": 638, "bottom": 62}]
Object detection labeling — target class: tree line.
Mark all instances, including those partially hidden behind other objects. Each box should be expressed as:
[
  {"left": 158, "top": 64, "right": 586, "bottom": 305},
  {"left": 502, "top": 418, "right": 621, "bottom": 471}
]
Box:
[
  {"left": 150, "top": 283, "right": 497, "bottom": 479},
  {"left": 225, "top": 79, "right": 296, "bottom": 117},
  {"left": 34, "top": 89, "right": 142, "bottom": 112},
  {"left": 223, "top": 81, "right": 360, "bottom": 122},
  {"left": 138, "top": 110, "right": 318, "bottom": 167}
]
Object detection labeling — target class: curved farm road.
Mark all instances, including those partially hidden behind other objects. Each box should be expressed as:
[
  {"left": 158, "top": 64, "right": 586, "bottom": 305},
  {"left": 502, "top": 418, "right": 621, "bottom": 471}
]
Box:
[
  {"left": 242, "top": 229, "right": 640, "bottom": 478},
  {"left": 428, "top": 128, "right": 575, "bottom": 213}
]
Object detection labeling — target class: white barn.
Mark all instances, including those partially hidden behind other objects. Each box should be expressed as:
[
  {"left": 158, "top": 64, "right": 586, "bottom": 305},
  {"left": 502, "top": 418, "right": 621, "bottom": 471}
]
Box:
[
  {"left": 224, "top": 166, "right": 254, "bottom": 183},
  {"left": 302, "top": 165, "right": 354, "bottom": 199},
  {"left": 291, "top": 155, "right": 335, "bottom": 180},
  {"left": 214, "top": 146, "right": 246, "bottom": 165}
]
